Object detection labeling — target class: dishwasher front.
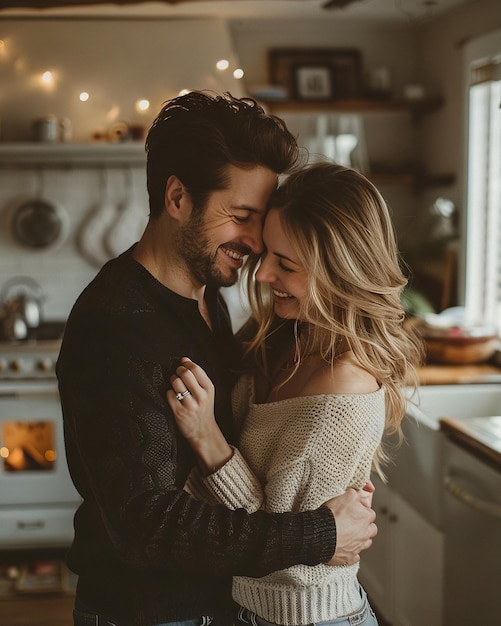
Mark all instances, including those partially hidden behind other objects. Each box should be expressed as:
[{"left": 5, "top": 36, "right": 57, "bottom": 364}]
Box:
[{"left": 443, "top": 437, "right": 501, "bottom": 624}]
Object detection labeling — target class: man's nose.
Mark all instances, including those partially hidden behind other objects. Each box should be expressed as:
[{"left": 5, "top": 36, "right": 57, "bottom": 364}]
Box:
[{"left": 243, "top": 221, "right": 264, "bottom": 255}]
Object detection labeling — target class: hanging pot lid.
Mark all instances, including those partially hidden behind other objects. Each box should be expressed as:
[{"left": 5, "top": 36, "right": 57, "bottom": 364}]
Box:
[{"left": 9, "top": 196, "right": 70, "bottom": 250}]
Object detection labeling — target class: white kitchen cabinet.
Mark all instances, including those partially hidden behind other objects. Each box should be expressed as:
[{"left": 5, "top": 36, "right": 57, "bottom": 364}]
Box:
[
  {"left": 358, "top": 475, "right": 392, "bottom": 615},
  {"left": 359, "top": 474, "right": 444, "bottom": 626}
]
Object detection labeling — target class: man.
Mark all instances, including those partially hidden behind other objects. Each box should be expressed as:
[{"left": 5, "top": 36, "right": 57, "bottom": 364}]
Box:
[{"left": 57, "top": 91, "right": 377, "bottom": 626}]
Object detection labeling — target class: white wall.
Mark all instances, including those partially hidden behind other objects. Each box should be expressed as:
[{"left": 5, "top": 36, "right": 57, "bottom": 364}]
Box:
[{"left": 0, "top": 18, "right": 244, "bottom": 142}]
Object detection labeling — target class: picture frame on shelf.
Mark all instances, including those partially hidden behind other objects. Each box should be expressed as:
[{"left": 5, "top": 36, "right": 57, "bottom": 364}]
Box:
[
  {"left": 293, "top": 64, "right": 333, "bottom": 100},
  {"left": 269, "top": 48, "right": 362, "bottom": 101}
]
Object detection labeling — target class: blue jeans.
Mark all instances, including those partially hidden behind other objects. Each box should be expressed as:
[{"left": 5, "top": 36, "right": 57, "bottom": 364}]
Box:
[
  {"left": 73, "top": 596, "right": 213, "bottom": 626},
  {"left": 73, "top": 612, "right": 212, "bottom": 626},
  {"left": 234, "top": 586, "right": 378, "bottom": 626}
]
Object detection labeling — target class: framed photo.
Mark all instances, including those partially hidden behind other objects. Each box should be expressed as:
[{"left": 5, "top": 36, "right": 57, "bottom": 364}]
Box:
[
  {"left": 269, "top": 48, "right": 362, "bottom": 101},
  {"left": 293, "top": 64, "right": 333, "bottom": 100}
]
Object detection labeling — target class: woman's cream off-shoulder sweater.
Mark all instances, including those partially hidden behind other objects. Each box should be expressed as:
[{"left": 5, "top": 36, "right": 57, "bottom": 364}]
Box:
[{"left": 186, "top": 375, "right": 385, "bottom": 625}]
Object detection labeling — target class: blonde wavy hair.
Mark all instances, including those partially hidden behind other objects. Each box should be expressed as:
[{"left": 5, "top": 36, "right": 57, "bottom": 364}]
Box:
[{"left": 242, "top": 162, "right": 424, "bottom": 471}]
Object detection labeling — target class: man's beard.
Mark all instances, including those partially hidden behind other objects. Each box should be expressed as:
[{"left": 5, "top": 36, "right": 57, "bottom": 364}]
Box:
[{"left": 176, "top": 213, "right": 239, "bottom": 288}]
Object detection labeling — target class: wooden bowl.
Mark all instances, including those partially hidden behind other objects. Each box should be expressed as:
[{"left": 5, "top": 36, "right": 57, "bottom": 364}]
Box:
[{"left": 422, "top": 334, "right": 498, "bottom": 365}]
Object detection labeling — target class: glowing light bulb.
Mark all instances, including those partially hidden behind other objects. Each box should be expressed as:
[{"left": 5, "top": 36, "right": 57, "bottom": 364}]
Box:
[
  {"left": 0, "top": 40, "right": 7, "bottom": 59},
  {"left": 135, "top": 99, "right": 150, "bottom": 112},
  {"left": 233, "top": 68, "right": 244, "bottom": 80},
  {"left": 216, "top": 59, "right": 229, "bottom": 71},
  {"left": 45, "top": 449, "right": 56, "bottom": 462},
  {"left": 41, "top": 71, "right": 53, "bottom": 85},
  {"left": 79, "top": 91, "right": 90, "bottom": 102}
]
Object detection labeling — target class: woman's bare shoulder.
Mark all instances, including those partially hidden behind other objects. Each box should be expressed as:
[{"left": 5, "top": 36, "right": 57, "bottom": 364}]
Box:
[{"left": 303, "top": 352, "right": 379, "bottom": 396}]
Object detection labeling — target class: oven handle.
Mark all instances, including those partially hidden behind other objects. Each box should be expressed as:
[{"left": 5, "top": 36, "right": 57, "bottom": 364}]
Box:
[
  {"left": 17, "top": 520, "right": 46, "bottom": 530},
  {"left": 444, "top": 474, "right": 501, "bottom": 520}
]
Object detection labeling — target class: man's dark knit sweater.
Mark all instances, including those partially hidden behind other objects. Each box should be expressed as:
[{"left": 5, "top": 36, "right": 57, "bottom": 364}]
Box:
[{"left": 56, "top": 247, "right": 336, "bottom": 626}]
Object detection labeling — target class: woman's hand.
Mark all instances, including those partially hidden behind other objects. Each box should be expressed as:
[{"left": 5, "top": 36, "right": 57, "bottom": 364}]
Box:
[
  {"left": 167, "top": 357, "right": 216, "bottom": 442},
  {"left": 166, "top": 357, "right": 233, "bottom": 475}
]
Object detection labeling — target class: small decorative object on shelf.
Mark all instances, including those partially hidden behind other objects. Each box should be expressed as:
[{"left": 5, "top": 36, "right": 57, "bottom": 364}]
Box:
[
  {"left": 269, "top": 47, "right": 362, "bottom": 101},
  {"left": 368, "top": 66, "right": 392, "bottom": 99},
  {"left": 293, "top": 64, "right": 334, "bottom": 100}
]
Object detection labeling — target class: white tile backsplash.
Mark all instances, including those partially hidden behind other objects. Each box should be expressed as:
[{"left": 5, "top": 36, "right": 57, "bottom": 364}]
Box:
[{"left": 0, "top": 164, "right": 149, "bottom": 320}]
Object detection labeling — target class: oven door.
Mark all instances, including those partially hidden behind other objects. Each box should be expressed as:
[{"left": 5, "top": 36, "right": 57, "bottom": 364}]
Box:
[
  {"left": 0, "top": 380, "right": 80, "bottom": 506},
  {"left": 0, "top": 380, "right": 80, "bottom": 548}
]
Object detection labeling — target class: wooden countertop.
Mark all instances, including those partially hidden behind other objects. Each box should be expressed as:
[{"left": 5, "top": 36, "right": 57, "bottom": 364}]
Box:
[
  {"left": 440, "top": 416, "right": 501, "bottom": 469},
  {"left": 418, "top": 363, "right": 501, "bottom": 385}
]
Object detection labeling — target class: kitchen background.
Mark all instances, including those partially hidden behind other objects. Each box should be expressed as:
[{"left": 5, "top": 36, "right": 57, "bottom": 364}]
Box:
[
  {"left": 1, "top": 1, "right": 501, "bottom": 624},
  {"left": 0, "top": 0, "right": 499, "bottom": 322}
]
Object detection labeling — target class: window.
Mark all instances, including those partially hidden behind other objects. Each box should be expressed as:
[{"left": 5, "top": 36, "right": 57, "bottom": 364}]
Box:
[{"left": 464, "top": 30, "right": 501, "bottom": 336}]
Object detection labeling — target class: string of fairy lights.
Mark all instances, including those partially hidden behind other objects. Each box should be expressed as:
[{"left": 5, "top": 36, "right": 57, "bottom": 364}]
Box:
[{"left": 0, "top": 36, "right": 245, "bottom": 138}]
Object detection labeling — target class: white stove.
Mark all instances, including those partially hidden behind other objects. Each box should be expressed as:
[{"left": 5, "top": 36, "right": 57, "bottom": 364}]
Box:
[
  {"left": 0, "top": 320, "right": 65, "bottom": 379},
  {"left": 0, "top": 339, "right": 61, "bottom": 382},
  {"left": 0, "top": 322, "right": 80, "bottom": 549}
]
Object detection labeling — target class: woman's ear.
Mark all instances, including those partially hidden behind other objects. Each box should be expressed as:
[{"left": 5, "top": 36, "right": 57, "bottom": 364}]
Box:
[{"left": 164, "top": 175, "right": 187, "bottom": 219}]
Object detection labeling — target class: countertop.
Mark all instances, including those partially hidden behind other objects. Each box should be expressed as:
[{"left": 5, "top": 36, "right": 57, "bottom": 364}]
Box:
[
  {"left": 418, "top": 362, "right": 501, "bottom": 469},
  {"left": 418, "top": 363, "right": 501, "bottom": 385},
  {"left": 440, "top": 416, "right": 501, "bottom": 468}
]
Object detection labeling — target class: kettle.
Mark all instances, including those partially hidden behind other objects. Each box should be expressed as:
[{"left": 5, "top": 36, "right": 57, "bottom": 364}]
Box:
[{"left": 0, "top": 276, "right": 44, "bottom": 341}]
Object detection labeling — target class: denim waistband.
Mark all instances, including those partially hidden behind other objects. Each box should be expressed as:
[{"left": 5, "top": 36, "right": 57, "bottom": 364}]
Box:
[
  {"left": 73, "top": 596, "right": 213, "bottom": 626},
  {"left": 73, "top": 610, "right": 212, "bottom": 626}
]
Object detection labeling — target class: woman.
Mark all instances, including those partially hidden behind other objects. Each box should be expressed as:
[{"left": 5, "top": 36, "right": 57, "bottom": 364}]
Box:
[{"left": 167, "top": 162, "right": 423, "bottom": 626}]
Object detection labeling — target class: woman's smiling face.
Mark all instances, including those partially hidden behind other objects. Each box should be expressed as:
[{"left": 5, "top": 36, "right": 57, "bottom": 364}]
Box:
[{"left": 255, "top": 208, "right": 309, "bottom": 320}]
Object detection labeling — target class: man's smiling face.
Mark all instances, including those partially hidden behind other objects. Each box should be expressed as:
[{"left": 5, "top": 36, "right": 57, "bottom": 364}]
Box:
[{"left": 177, "top": 164, "right": 278, "bottom": 288}]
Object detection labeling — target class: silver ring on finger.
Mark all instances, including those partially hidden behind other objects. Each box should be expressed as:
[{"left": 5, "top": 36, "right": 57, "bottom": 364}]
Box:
[{"left": 176, "top": 389, "right": 191, "bottom": 401}]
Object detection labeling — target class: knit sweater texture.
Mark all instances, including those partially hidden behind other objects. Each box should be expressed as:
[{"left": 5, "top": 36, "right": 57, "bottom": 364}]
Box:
[
  {"left": 56, "top": 247, "right": 337, "bottom": 626},
  {"left": 186, "top": 374, "right": 385, "bottom": 625}
]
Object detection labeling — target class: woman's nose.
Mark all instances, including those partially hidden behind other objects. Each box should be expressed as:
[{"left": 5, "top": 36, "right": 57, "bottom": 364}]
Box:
[{"left": 255, "top": 257, "right": 273, "bottom": 283}]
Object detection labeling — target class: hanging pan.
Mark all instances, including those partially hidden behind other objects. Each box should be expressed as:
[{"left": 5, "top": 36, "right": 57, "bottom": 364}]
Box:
[{"left": 8, "top": 196, "right": 70, "bottom": 250}]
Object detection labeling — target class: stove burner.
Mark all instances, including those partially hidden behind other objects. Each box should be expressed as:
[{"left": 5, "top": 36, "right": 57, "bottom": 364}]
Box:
[{"left": 0, "top": 320, "right": 66, "bottom": 380}]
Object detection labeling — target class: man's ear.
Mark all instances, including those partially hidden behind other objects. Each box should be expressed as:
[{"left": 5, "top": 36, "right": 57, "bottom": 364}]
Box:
[{"left": 165, "top": 175, "right": 187, "bottom": 219}]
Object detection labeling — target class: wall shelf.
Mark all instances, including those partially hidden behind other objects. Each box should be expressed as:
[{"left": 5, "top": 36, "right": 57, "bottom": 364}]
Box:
[
  {"left": 0, "top": 142, "right": 146, "bottom": 169},
  {"left": 368, "top": 172, "right": 415, "bottom": 186},
  {"left": 0, "top": 140, "right": 454, "bottom": 190},
  {"left": 262, "top": 97, "right": 444, "bottom": 121},
  {"left": 369, "top": 171, "right": 455, "bottom": 191}
]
